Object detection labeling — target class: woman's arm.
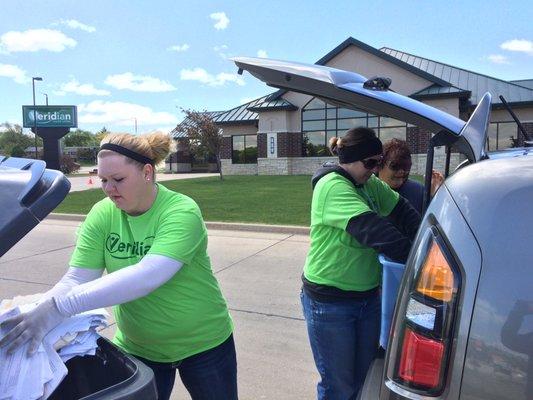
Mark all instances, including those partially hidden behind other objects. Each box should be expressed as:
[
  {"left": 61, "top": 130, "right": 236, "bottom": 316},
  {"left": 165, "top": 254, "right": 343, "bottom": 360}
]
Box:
[
  {"left": 55, "top": 254, "right": 183, "bottom": 316},
  {"left": 346, "top": 212, "right": 413, "bottom": 263},
  {"left": 41, "top": 267, "right": 104, "bottom": 301}
]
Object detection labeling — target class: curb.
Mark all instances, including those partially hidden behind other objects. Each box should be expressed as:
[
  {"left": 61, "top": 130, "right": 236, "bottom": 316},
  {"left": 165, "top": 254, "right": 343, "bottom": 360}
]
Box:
[{"left": 48, "top": 213, "right": 310, "bottom": 235}]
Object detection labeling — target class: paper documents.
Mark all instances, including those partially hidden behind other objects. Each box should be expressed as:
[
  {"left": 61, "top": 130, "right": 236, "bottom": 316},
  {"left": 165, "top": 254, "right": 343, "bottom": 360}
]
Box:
[{"left": 0, "top": 303, "right": 108, "bottom": 400}]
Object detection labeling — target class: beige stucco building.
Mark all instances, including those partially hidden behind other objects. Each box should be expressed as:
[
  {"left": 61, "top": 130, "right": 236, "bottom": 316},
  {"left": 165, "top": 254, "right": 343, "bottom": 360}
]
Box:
[{"left": 168, "top": 37, "right": 533, "bottom": 175}]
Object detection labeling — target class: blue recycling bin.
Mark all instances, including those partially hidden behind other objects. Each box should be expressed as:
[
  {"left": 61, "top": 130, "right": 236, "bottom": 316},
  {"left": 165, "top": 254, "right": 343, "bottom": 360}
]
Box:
[{"left": 379, "top": 255, "right": 405, "bottom": 349}]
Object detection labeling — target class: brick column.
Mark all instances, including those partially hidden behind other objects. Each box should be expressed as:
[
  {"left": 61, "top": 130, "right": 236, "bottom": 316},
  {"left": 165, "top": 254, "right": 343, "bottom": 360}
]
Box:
[
  {"left": 277, "top": 132, "right": 302, "bottom": 157},
  {"left": 175, "top": 138, "right": 191, "bottom": 162},
  {"left": 221, "top": 136, "right": 232, "bottom": 159},
  {"left": 519, "top": 122, "right": 533, "bottom": 146},
  {"left": 257, "top": 133, "right": 267, "bottom": 158},
  {"left": 406, "top": 126, "right": 431, "bottom": 154}
]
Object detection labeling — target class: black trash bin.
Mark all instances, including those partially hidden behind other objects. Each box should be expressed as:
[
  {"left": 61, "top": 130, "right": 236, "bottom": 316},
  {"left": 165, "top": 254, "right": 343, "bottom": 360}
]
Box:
[
  {"left": 49, "top": 338, "right": 157, "bottom": 400},
  {"left": 0, "top": 156, "right": 158, "bottom": 400}
]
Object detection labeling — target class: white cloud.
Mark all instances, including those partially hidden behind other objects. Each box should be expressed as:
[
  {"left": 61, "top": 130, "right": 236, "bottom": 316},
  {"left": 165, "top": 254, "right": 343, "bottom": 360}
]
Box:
[
  {"left": 0, "top": 29, "right": 76, "bottom": 53},
  {"left": 180, "top": 67, "right": 245, "bottom": 86},
  {"left": 257, "top": 49, "right": 268, "bottom": 58},
  {"left": 55, "top": 78, "right": 110, "bottom": 96},
  {"left": 78, "top": 100, "right": 178, "bottom": 126},
  {"left": 105, "top": 72, "right": 176, "bottom": 92},
  {"left": 210, "top": 12, "right": 229, "bottom": 30},
  {"left": 214, "top": 44, "right": 229, "bottom": 59},
  {"left": 168, "top": 44, "right": 190, "bottom": 52},
  {"left": 487, "top": 54, "right": 510, "bottom": 65},
  {"left": 0, "top": 63, "right": 29, "bottom": 84},
  {"left": 500, "top": 39, "right": 533, "bottom": 55},
  {"left": 58, "top": 19, "right": 96, "bottom": 33}
]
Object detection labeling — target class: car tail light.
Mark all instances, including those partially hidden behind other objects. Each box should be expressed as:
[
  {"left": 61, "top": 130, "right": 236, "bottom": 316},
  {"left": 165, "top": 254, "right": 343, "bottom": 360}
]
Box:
[
  {"left": 391, "top": 228, "right": 461, "bottom": 395},
  {"left": 398, "top": 328, "right": 444, "bottom": 388},
  {"left": 416, "top": 242, "right": 454, "bottom": 302}
]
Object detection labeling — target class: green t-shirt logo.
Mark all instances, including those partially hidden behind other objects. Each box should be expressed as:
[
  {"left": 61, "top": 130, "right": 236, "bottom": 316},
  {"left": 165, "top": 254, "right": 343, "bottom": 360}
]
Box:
[{"left": 105, "top": 233, "right": 154, "bottom": 259}]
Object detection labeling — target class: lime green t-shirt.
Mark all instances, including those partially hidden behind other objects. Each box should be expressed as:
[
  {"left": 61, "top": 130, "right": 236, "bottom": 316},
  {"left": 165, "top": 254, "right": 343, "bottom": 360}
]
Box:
[
  {"left": 70, "top": 184, "right": 233, "bottom": 362},
  {"left": 304, "top": 173, "right": 399, "bottom": 291}
]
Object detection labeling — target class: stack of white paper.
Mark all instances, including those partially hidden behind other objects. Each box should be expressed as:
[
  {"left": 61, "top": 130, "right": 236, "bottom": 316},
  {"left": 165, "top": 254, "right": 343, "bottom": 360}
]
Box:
[{"left": 0, "top": 305, "right": 108, "bottom": 400}]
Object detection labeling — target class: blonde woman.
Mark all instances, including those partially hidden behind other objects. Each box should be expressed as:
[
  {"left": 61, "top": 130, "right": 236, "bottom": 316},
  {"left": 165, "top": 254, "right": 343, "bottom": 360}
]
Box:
[{"left": 0, "top": 132, "right": 237, "bottom": 400}]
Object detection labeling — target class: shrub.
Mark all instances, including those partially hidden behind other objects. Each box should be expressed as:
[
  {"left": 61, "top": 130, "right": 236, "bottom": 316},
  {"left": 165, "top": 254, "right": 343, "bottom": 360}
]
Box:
[{"left": 60, "top": 154, "right": 81, "bottom": 174}]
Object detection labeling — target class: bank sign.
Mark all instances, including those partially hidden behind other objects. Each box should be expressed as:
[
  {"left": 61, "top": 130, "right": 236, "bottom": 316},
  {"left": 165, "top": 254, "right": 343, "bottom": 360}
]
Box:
[{"left": 22, "top": 105, "right": 78, "bottom": 128}]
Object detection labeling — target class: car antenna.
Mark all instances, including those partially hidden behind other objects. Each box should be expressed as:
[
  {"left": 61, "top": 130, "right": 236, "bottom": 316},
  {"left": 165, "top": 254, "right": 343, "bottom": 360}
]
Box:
[{"left": 499, "top": 95, "right": 532, "bottom": 146}]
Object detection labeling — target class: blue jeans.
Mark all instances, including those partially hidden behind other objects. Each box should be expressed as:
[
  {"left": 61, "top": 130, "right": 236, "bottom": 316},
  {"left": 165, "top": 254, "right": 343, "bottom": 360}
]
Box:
[
  {"left": 135, "top": 334, "right": 238, "bottom": 400},
  {"left": 301, "top": 290, "right": 381, "bottom": 400}
]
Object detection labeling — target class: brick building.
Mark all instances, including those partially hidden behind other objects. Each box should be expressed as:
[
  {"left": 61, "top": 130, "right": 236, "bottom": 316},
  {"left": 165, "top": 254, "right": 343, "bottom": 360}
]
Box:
[{"left": 169, "top": 37, "right": 533, "bottom": 175}]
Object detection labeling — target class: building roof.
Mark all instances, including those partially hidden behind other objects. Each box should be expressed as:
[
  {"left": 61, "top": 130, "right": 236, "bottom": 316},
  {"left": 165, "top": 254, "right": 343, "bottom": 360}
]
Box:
[
  {"left": 171, "top": 94, "right": 298, "bottom": 137},
  {"left": 212, "top": 97, "right": 263, "bottom": 125},
  {"left": 410, "top": 84, "right": 471, "bottom": 99},
  {"left": 170, "top": 111, "right": 223, "bottom": 139},
  {"left": 246, "top": 97, "right": 297, "bottom": 112},
  {"left": 511, "top": 79, "right": 533, "bottom": 90},
  {"left": 380, "top": 47, "right": 533, "bottom": 107}
]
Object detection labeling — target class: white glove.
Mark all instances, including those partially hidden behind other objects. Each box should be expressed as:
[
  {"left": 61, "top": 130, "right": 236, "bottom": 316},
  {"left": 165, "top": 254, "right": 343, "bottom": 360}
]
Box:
[{"left": 0, "top": 297, "right": 66, "bottom": 355}]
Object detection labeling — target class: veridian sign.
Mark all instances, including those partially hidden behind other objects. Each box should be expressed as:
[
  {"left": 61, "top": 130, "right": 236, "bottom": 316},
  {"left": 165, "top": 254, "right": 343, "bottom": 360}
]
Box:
[{"left": 22, "top": 106, "right": 78, "bottom": 128}]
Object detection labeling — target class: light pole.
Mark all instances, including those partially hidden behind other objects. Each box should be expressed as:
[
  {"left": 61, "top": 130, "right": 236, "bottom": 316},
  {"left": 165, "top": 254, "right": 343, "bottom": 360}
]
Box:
[
  {"left": 42, "top": 92, "right": 48, "bottom": 106},
  {"left": 32, "top": 77, "right": 43, "bottom": 159}
]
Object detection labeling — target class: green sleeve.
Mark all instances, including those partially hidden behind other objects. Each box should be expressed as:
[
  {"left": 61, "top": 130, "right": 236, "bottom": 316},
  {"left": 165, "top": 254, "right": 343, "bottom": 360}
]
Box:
[
  {"left": 147, "top": 203, "right": 206, "bottom": 265},
  {"left": 370, "top": 175, "right": 400, "bottom": 216},
  {"left": 320, "top": 180, "right": 373, "bottom": 230},
  {"left": 69, "top": 201, "right": 109, "bottom": 269}
]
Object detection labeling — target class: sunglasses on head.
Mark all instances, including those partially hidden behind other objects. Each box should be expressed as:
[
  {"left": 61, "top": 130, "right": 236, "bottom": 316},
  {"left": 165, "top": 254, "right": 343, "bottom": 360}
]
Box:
[
  {"left": 361, "top": 157, "right": 383, "bottom": 170},
  {"left": 388, "top": 160, "right": 412, "bottom": 172}
]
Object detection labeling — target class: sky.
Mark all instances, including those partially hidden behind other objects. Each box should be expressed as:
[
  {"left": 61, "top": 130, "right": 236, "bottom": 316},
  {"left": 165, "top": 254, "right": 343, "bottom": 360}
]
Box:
[{"left": 0, "top": 0, "right": 532, "bottom": 135}]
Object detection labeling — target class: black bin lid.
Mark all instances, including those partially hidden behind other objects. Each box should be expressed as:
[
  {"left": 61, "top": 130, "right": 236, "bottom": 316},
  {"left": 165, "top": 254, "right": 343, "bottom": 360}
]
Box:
[{"left": 0, "top": 156, "right": 71, "bottom": 258}]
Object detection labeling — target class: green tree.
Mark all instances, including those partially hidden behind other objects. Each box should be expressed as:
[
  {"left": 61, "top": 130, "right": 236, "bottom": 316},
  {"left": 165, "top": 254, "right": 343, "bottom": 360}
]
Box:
[
  {"left": 181, "top": 109, "right": 223, "bottom": 180},
  {"left": 0, "top": 122, "right": 34, "bottom": 157},
  {"left": 63, "top": 129, "right": 98, "bottom": 147},
  {"left": 95, "top": 126, "right": 110, "bottom": 143}
]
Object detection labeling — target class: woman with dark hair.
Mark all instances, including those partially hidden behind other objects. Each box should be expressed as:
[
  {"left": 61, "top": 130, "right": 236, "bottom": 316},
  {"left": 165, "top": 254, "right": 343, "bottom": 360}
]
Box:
[
  {"left": 301, "top": 127, "right": 420, "bottom": 399},
  {"left": 378, "top": 138, "right": 443, "bottom": 214}
]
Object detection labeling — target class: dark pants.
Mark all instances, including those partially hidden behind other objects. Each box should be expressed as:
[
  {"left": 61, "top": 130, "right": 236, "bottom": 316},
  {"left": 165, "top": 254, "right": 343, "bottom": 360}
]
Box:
[
  {"left": 301, "top": 291, "right": 380, "bottom": 400},
  {"left": 135, "top": 334, "right": 238, "bottom": 400}
]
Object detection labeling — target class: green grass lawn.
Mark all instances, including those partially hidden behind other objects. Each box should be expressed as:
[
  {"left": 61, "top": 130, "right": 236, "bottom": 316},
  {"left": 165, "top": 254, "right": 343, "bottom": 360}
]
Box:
[
  {"left": 54, "top": 174, "right": 428, "bottom": 226},
  {"left": 55, "top": 175, "right": 314, "bottom": 226}
]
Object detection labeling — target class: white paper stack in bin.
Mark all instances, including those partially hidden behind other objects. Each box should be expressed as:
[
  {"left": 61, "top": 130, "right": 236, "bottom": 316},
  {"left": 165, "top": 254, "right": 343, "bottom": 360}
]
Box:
[
  {"left": 0, "top": 301, "right": 108, "bottom": 400},
  {"left": 379, "top": 254, "right": 405, "bottom": 349}
]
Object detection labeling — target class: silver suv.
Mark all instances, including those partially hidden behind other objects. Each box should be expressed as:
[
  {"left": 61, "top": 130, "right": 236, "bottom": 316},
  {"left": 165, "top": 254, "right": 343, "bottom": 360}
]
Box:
[{"left": 233, "top": 57, "right": 533, "bottom": 400}]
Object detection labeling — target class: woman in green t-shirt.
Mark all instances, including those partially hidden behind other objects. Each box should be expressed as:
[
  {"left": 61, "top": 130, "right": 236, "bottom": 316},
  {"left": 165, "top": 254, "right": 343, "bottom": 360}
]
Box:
[
  {"left": 301, "top": 127, "right": 420, "bottom": 399},
  {"left": 0, "top": 132, "right": 237, "bottom": 400}
]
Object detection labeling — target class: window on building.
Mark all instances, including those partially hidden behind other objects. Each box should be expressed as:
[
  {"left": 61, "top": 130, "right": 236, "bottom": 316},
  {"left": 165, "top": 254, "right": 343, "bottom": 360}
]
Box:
[
  {"left": 487, "top": 122, "right": 518, "bottom": 151},
  {"left": 232, "top": 135, "right": 258, "bottom": 164},
  {"left": 301, "top": 97, "right": 407, "bottom": 156}
]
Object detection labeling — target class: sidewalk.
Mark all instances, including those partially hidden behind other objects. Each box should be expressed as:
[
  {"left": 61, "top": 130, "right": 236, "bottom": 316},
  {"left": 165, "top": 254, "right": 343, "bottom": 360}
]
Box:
[
  {"left": 50, "top": 213, "right": 310, "bottom": 235},
  {"left": 67, "top": 172, "right": 218, "bottom": 192}
]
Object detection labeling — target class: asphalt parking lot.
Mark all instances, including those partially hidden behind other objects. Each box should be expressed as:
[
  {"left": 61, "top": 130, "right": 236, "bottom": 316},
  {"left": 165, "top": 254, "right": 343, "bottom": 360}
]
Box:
[{"left": 0, "top": 217, "right": 317, "bottom": 399}]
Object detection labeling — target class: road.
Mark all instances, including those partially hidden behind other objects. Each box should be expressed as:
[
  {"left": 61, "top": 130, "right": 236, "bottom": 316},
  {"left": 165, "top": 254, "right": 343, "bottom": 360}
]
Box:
[
  {"left": 67, "top": 170, "right": 218, "bottom": 192},
  {"left": 0, "top": 217, "right": 317, "bottom": 399}
]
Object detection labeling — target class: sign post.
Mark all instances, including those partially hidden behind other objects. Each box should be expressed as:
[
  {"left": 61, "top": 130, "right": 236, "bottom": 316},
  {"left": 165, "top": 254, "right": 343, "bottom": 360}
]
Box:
[{"left": 22, "top": 105, "right": 77, "bottom": 170}]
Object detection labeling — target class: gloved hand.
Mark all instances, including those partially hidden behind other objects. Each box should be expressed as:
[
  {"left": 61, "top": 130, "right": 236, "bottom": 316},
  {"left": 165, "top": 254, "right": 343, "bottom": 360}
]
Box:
[{"left": 0, "top": 297, "right": 66, "bottom": 355}]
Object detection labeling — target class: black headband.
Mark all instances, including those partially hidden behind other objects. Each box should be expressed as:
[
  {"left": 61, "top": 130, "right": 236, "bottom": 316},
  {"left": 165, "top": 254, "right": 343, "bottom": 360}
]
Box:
[
  {"left": 337, "top": 137, "right": 383, "bottom": 164},
  {"left": 99, "top": 143, "right": 154, "bottom": 165}
]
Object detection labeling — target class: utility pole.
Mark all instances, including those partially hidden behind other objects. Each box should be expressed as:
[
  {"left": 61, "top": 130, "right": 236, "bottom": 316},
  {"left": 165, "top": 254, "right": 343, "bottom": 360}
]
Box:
[
  {"left": 32, "top": 77, "right": 43, "bottom": 159},
  {"left": 42, "top": 92, "right": 48, "bottom": 105}
]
